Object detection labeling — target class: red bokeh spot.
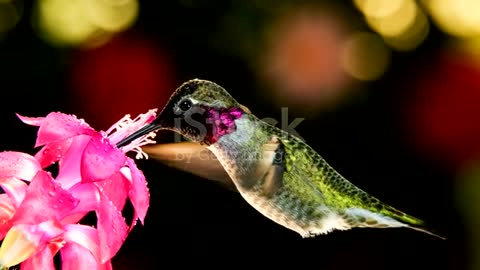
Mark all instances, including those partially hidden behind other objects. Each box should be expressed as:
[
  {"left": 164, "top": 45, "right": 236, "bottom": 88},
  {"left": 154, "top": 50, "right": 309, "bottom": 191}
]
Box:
[
  {"left": 405, "top": 50, "right": 480, "bottom": 170},
  {"left": 260, "top": 7, "right": 351, "bottom": 111},
  {"left": 68, "top": 32, "right": 176, "bottom": 130}
]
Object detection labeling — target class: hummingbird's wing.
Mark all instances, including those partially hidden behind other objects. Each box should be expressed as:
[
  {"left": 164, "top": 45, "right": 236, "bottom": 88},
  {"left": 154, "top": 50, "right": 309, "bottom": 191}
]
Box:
[
  {"left": 242, "top": 137, "right": 286, "bottom": 197},
  {"left": 273, "top": 133, "right": 446, "bottom": 239},
  {"left": 142, "top": 142, "right": 237, "bottom": 191}
]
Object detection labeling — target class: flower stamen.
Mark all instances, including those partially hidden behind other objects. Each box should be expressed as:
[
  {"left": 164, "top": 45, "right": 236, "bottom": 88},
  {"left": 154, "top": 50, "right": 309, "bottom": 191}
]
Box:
[{"left": 104, "top": 109, "right": 158, "bottom": 159}]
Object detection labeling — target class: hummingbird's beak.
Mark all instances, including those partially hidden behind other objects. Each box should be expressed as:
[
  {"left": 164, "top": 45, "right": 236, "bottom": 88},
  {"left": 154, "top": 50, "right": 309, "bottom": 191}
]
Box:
[
  {"left": 116, "top": 104, "right": 175, "bottom": 148},
  {"left": 116, "top": 122, "right": 162, "bottom": 148}
]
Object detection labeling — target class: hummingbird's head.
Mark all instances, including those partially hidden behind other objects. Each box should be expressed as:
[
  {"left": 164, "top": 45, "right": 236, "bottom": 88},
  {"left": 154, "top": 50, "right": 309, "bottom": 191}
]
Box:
[{"left": 116, "top": 79, "right": 248, "bottom": 148}]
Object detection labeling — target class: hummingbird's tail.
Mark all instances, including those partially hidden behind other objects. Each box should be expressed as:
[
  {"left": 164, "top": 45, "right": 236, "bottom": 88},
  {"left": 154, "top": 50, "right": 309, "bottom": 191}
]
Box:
[
  {"left": 380, "top": 204, "right": 446, "bottom": 240},
  {"left": 406, "top": 223, "right": 446, "bottom": 240},
  {"left": 342, "top": 204, "right": 446, "bottom": 240}
]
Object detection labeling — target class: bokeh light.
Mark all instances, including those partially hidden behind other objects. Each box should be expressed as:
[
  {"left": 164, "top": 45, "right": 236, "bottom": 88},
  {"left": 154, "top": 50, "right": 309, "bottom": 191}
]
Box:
[
  {"left": 353, "top": 0, "right": 404, "bottom": 19},
  {"left": 33, "top": 0, "right": 100, "bottom": 47},
  {"left": 382, "top": 8, "right": 430, "bottom": 51},
  {"left": 67, "top": 33, "right": 176, "bottom": 130},
  {"left": 364, "top": 0, "right": 416, "bottom": 37},
  {"left": 402, "top": 50, "right": 480, "bottom": 170},
  {"left": 259, "top": 7, "right": 352, "bottom": 112},
  {"left": 456, "top": 163, "right": 480, "bottom": 270},
  {"left": 424, "top": 0, "right": 480, "bottom": 38},
  {"left": 457, "top": 37, "right": 480, "bottom": 56},
  {"left": 341, "top": 32, "right": 391, "bottom": 81},
  {"left": 355, "top": 0, "right": 430, "bottom": 51},
  {"left": 32, "top": 0, "right": 139, "bottom": 48},
  {"left": 84, "top": 0, "right": 139, "bottom": 32},
  {"left": 0, "top": 0, "right": 22, "bottom": 36}
]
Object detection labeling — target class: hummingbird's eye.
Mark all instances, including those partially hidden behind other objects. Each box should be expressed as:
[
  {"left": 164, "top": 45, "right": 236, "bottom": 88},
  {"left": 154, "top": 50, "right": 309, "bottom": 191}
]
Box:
[{"left": 179, "top": 99, "right": 192, "bottom": 112}]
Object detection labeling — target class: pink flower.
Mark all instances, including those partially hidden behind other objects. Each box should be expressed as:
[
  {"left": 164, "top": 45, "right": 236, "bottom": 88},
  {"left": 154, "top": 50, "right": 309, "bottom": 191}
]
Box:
[{"left": 0, "top": 109, "right": 158, "bottom": 269}]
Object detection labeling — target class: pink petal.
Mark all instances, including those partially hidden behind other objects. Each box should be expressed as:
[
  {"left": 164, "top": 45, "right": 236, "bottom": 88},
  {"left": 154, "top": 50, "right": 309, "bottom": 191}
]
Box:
[
  {"left": 56, "top": 135, "right": 92, "bottom": 189},
  {"left": 0, "top": 194, "right": 14, "bottom": 217},
  {"left": 10, "top": 221, "right": 64, "bottom": 254},
  {"left": 60, "top": 243, "right": 111, "bottom": 270},
  {"left": 0, "top": 177, "right": 28, "bottom": 208},
  {"left": 14, "top": 221, "right": 64, "bottom": 268},
  {"left": 63, "top": 224, "right": 101, "bottom": 262},
  {"left": 81, "top": 134, "right": 126, "bottom": 183},
  {"left": 16, "top": 114, "right": 45, "bottom": 127},
  {"left": 96, "top": 193, "right": 128, "bottom": 263},
  {"left": 35, "top": 112, "right": 96, "bottom": 147},
  {"left": 12, "top": 171, "right": 79, "bottom": 224},
  {"left": 21, "top": 245, "right": 56, "bottom": 270},
  {"left": 0, "top": 151, "right": 42, "bottom": 181},
  {"left": 34, "top": 139, "right": 72, "bottom": 169},
  {"left": 103, "top": 261, "right": 113, "bottom": 270},
  {"left": 60, "top": 213, "right": 86, "bottom": 226},
  {"left": 63, "top": 183, "right": 100, "bottom": 223},
  {"left": 36, "top": 220, "right": 65, "bottom": 242},
  {"left": 0, "top": 194, "right": 15, "bottom": 238},
  {"left": 125, "top": 158, "right": 150, "bottom": 226},
  {"left": 95, "top": 172, "right": 128, "bottom": 212}
]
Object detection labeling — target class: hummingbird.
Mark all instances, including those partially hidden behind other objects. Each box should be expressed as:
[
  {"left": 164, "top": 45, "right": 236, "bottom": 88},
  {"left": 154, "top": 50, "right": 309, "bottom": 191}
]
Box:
[{"left": 117, "top": 79, "right": 444, "bottom": 239}]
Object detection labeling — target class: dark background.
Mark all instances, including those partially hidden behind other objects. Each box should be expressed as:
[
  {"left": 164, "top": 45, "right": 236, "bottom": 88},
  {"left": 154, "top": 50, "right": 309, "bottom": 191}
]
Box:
[{"left": 0, "top": 1, "right": 476, "bottom": 269}]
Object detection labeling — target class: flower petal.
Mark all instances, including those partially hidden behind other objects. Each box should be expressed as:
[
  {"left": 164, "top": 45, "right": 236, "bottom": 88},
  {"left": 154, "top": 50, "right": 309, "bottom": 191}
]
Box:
[
  {"left": 34, "top": 139, "right": 73, "bottom": 169},
  {"left": 0, "top": 177, "right": 28, "bottom": 208},
  {"left": 0, "top": 151, "right": 42, "bottom": 181},
  {"left": 35, "top": 112, "right": 96, "bottom": 147},
  {"left": 62, "top": 183, "right": 100, "bottom": 224},
  {"left": 0, "top": 225, "right": 39, "bottom": 267},
  {"left": 81, "top": 134, "right": 126, "bottom": 183},
  {"left": 61, "top": 242, "right": 112, "bottom": 270},
  {"left": 0, "top": 194, "right": 15, "bottom": 238},
  {"left": 20, "top": 245, "right": 56, "bottom": 270},
  {"left": 95, "top": 172, "right": 128, "bottom": 212},
  {"left": 36, "top": 220, "right": 65, "bottom": 242},
  {"left": 16, "top": 114, "right": 45, "bottom": 127},
  {"left": 103, "top": 261, "right": 113, "bottom": 270},
  {"left": 0, "top": 194, "right": 14, "bottom": 217},
  {"left": 125, "top": 158, "right": 150, "bottom": 226},
  {"left": 63, "top": 224, "right": 101, "bottom": 263},
  {"left": 0, "top": 221, "right": 63, "bottom": 268},
  {"left": 96, "top": 193, "right": 128, "bottom": 263},
  {"left": 56, "top": 135, "right": 92, "bottom": 189},
  {"left": 12, "top": 171, "right": 78, "bottom": 224}
]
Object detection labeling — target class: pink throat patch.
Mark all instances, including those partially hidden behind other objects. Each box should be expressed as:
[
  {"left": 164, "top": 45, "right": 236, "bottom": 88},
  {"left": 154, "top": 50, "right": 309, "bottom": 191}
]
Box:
[{"left": 204, "top": 106, "right": 244, "bottom": 144}]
